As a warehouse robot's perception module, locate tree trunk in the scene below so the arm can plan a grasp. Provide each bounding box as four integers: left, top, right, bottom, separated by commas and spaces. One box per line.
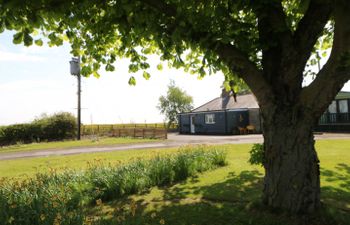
261, 106, 320, 214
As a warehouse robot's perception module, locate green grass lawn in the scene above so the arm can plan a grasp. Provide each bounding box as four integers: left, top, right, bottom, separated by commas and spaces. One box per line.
0, 137, 158, 154
1, 139, 350, 225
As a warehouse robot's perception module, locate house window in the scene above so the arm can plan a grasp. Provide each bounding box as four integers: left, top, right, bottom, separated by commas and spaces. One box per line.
205, 114, 215, 124
328, 101, 337, 113
339, 100, 349, 113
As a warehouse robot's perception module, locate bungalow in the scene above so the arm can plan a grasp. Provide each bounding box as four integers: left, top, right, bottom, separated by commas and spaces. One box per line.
178, 91, 261, 135
178, 91, 350, 135
316, 91, 350, 132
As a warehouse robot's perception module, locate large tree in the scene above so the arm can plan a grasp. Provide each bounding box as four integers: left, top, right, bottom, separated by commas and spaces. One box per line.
157, 80, 193, 128
1, 0, 350, 214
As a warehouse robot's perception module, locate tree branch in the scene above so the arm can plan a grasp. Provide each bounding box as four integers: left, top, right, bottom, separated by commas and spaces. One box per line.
293, 0, 333, 74
253, 1, 293, 82
214, 43, 272, 105
300, 0, 350, 116
142, 0, 272, 105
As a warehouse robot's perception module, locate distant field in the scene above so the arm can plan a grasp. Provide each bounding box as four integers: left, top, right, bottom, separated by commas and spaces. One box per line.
0, 137, 158, 154
82, 123, 178, 135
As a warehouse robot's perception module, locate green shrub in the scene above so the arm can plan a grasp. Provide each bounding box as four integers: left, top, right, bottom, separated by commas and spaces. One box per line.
0, 146, 227, 225
34, 112, 77, 141
0, 123, 41, 146
248, 143, 265, 166
0, 112, 76, 146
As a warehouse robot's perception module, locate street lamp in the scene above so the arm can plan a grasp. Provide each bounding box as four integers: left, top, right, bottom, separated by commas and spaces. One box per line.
70, 57, 81, 140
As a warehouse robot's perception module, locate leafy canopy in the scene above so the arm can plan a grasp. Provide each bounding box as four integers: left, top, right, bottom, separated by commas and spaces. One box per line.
0, 0, 333, 87
157, 80, 193, 126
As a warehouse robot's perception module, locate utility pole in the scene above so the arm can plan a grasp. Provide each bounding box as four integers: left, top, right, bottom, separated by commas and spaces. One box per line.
70, 56, 81, 140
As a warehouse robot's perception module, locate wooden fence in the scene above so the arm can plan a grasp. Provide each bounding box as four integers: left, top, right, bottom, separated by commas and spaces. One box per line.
82, 126, 167, 139
82, 123, 177, 139
111, 128, 167, 139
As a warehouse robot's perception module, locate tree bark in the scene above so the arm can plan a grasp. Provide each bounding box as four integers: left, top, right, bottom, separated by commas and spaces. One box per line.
261, 105, 320, 213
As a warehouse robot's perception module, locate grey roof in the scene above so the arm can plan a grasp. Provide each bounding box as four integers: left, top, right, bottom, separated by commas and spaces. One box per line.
192, 93, 259, 112
336, 91, 350, 100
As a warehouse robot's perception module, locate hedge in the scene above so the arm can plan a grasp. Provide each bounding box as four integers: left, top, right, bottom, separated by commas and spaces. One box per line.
0, 112, 77, 146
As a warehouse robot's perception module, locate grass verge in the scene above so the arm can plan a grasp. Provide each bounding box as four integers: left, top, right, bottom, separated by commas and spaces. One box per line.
0, 137, 158, 154
1, 139, 350, 225
0, 145, 227, 225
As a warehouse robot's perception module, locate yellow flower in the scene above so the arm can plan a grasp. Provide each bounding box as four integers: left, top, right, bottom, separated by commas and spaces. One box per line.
159, 218, 165, 224
8, 217, 15, 224
53, 214, 62, 225
116, 216, 125, 222
40, 214, 46, 221
151, 213, 157, 218
52, 201, 59, 208
56, 213, 62, 221
96, 198, 103, 206
84, 216, 93, 225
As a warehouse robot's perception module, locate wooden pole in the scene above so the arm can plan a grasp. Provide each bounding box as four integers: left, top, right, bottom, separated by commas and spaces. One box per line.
77, 57, 81, 140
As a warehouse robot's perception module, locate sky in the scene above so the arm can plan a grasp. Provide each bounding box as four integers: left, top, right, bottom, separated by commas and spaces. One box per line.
0, 31, 225, 125
1, 31, 349, 126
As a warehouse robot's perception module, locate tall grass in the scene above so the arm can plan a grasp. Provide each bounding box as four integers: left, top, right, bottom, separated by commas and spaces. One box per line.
0, 145, 227, 225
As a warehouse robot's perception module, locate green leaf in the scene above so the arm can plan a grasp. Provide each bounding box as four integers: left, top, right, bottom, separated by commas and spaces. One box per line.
156, 63, 163, 71
23, 33, 33, 46
143, 71, 151, 80
128, 76, 136, 86
34, 39, 43, 46
0, 23, 4, 33
128, 64, 139, 73
13, 32, 23, 44
93, 71, 100, 78
81, 66, 92, 76
105, 64, 115, 71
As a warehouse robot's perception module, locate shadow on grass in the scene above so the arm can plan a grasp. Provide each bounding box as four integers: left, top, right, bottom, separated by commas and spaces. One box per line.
93, 170, 293, 225
92, 166, 350, 225
162, 170, 263, 203
321, 163, 350, 211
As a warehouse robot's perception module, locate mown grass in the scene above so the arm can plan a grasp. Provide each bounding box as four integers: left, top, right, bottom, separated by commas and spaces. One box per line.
0, 146, 227, 225
0, 137, 158, 154
1, 139, 350, 225
0, 146, 184, 178
90, 139, 350, 225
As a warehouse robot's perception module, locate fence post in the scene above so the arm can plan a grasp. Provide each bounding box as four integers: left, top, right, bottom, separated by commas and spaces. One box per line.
165, 129, 167, 139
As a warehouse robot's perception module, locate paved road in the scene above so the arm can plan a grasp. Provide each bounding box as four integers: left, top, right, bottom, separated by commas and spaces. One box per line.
1, 133, 349, 160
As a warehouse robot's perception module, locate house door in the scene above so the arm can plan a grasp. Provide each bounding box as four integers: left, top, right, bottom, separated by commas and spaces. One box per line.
190, 116, 195, 134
